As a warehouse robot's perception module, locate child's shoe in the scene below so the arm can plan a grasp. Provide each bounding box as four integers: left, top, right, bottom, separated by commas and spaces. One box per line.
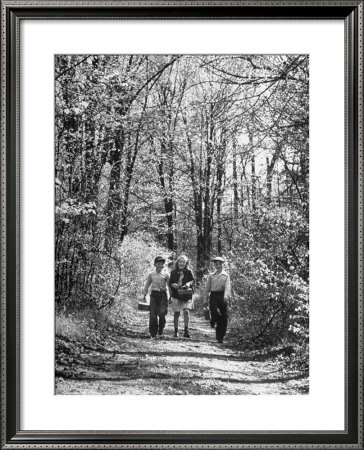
183, 328, 190, 338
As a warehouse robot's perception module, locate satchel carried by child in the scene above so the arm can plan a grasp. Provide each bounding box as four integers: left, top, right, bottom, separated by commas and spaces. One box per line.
177, 287, 193, 301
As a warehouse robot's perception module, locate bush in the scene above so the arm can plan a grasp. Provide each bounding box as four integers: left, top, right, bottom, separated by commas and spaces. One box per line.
115, 232, 171, 300
229, 259, 308, 346
56, 232, 171, 335
227, 205, 309, 348
56, 308, 121, 343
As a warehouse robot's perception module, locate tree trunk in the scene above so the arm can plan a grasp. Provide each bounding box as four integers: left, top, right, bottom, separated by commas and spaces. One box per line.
104, 127, 125, 253
184, 115, 206, 282
216, 135, 225, 255
232, 138, 239, 219
203, 117, 214, 262
266, 143, 280, 205
158, 141, 176, 253
120, 96, 148, 243
217, 192, 222, 254
251, 155, 256, 210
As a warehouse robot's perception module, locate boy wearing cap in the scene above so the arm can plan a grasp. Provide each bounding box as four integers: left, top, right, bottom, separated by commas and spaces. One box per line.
143, 256, 171, 338
204, 256, 231, 343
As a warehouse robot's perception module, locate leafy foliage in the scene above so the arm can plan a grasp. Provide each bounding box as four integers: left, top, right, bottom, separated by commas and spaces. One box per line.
227, 205, 308, 347
55, 55, 309, 355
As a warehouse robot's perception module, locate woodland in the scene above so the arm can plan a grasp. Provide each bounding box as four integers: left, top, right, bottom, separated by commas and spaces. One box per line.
55, 55, 309, 391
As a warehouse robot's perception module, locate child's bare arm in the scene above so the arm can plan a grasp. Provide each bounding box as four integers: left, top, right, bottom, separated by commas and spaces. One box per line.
143, 273, 152, 298
204, 275, 211, 305
166, 274, 172, 298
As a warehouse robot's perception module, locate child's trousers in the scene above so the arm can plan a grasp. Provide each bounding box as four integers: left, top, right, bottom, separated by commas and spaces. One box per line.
149, 291, 168, 337
209, 291, 228, 341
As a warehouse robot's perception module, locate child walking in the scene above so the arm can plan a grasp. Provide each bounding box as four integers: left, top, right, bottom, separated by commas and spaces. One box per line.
169, 255, 195, 338
143, 256, 170, 338
204, 256, 231, 344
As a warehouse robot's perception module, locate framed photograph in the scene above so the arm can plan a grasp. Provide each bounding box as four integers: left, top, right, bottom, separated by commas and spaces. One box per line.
1, 1, 362, 448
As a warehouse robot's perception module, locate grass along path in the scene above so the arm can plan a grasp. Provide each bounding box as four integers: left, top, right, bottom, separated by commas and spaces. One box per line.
56, 310, 308, 395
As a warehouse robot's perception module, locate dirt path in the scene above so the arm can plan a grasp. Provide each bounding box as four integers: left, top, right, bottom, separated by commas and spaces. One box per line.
56, 311, 308, 395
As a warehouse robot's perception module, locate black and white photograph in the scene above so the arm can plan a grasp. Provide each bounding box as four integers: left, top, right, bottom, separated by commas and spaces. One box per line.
55, 54, 309, 395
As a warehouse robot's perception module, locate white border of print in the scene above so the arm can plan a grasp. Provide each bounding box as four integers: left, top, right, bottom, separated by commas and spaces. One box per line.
21, 20, 344, 431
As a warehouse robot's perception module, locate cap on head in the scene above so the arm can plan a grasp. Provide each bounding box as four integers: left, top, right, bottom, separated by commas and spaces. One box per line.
154, 255, 166, 264
212, 256, 224, 263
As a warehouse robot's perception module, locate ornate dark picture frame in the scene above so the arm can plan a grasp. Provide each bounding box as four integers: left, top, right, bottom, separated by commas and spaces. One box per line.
1, 1, 363, 448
